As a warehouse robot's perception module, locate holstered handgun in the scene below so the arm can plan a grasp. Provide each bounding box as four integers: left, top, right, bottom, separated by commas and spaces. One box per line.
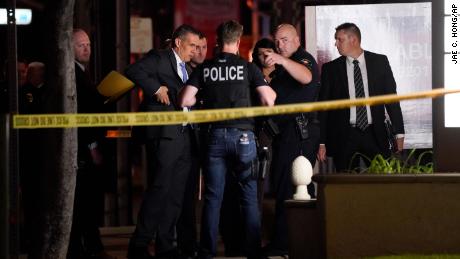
295, 114, 309, 140
262, 118, 280, 138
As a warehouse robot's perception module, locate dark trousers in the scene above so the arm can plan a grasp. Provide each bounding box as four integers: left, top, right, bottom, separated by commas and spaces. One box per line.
176, 153, 200, 255
177, 126, 206, 256
67, 164, 104, 258
269, 122, 319, 251
130, 131, 192, 253
19, 131, 43, 255
334, 125, 389, 172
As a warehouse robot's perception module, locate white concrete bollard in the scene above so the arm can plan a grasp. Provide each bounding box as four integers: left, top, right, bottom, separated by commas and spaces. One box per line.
291, 155, 313, 200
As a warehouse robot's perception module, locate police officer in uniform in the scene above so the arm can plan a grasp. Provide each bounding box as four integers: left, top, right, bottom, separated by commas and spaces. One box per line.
179, 20, 276, 259
262, 24, 321, 257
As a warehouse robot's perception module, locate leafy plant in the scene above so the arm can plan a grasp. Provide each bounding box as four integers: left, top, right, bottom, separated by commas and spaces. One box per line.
349, 149, 433, 174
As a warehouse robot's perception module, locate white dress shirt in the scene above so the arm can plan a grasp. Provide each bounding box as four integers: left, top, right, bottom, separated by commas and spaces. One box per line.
172, 50, 190, 125
172, 50, 187, 82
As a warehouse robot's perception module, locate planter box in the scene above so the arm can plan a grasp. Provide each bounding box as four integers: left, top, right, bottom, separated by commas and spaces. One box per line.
286, 173, 460, 259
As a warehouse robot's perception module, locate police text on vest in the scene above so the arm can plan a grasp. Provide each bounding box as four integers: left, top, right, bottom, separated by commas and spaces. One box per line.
203, 66, 244, 82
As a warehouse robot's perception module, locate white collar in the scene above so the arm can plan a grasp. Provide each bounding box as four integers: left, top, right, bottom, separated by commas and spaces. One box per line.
172, 49, 185, 65
346, 51, 365, 65
75, 60, 85, 71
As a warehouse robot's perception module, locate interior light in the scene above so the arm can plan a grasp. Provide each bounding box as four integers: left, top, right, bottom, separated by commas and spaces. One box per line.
0, 8, 32, 25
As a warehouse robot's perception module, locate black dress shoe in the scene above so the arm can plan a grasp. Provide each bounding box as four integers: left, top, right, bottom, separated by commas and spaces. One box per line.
179, 251, 197, 259
262, 244, 288, 257
89, 251, 117, 259
155, 248, 182, 259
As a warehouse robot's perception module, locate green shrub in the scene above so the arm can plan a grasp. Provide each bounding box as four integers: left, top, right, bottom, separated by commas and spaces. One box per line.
349, 149, 433, 174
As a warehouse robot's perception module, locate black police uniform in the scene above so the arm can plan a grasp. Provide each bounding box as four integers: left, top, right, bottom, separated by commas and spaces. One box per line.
187, 52, 266, 259
194, 53, 263, 129
18, 83, 46, 253
266, 47, 321, 254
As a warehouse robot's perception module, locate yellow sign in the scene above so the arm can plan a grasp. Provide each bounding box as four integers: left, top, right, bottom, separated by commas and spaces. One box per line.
13, 88, 460, 129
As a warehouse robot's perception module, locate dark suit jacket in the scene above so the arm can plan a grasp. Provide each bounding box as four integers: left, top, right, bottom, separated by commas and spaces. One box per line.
75, 63, 105, 164
319, 51, 404, 156
125, 49, 186, 139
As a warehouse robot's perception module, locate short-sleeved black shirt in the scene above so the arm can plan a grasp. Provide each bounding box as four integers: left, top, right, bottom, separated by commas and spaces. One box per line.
187, 52, 267, 129
270, 47, 320, 125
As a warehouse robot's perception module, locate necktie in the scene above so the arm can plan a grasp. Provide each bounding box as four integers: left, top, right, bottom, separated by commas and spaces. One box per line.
180, 62, 188, 83
179, 62, 191, 127
353, 60, 368, 131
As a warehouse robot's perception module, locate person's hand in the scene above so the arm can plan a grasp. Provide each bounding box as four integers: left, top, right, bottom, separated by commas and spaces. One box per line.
395, 137, 404, 153
90, 148, 103, 166
155, 86, 170, 105
264, 51, 286, 67
317, 144, 327, 162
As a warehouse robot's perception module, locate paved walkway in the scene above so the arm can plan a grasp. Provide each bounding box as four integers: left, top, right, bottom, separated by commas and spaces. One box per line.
100, 226, 285, 259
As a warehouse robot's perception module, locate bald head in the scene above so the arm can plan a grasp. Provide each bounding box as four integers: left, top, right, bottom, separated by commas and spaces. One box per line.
276, 24, 298, 35
27, 62, 45, 87
73, 29, 91, 63
274, 24, 300, 57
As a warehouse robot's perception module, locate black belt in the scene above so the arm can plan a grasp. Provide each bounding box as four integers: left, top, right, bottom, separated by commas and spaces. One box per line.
209, 127, 253, 132
181, 124, 193, 133
208, 124, 253, 131
350, 124, 372, 128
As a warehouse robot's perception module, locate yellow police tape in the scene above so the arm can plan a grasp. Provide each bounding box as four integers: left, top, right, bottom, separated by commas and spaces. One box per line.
12, 88, 460, 129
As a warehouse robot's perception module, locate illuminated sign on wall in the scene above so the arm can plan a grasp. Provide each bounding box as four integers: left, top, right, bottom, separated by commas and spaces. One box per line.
444, 0, 460, 127
0, 8, 32, 25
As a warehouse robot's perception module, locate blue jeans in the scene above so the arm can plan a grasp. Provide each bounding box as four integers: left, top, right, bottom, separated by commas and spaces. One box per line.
199, 128, 261, 258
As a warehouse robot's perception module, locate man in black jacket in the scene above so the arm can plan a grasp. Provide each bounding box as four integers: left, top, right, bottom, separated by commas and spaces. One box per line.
176, 31, 208, 259
125, 24, 200, 259
68, 29, 112, 259
317, 22, 405, 171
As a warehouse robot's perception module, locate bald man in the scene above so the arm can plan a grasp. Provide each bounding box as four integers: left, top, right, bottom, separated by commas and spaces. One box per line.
263, 24, 321, 257
18, 61, 46, 255
19, 62, 45, 114
68, 29, 113, 259
26, 62, 45, 89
